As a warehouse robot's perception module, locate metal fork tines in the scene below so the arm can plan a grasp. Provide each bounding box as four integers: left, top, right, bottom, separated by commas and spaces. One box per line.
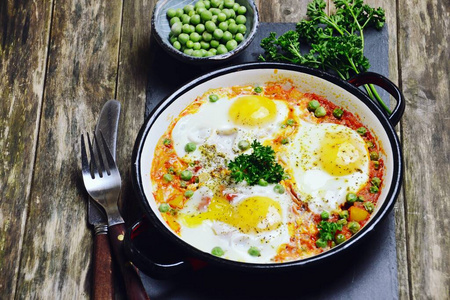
81, 132, 123, 226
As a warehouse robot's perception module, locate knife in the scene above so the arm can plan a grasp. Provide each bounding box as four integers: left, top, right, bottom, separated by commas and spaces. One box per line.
90, 99, 121, 299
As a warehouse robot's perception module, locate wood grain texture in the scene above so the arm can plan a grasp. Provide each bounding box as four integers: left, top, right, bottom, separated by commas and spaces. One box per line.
397, 0, 450, 298
0, 0, 52, 298
13, 1, 123, 298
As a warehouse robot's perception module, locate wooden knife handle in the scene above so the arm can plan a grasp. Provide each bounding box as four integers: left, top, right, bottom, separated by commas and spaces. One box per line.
93, 231, 114, 299
109, 223, 149, 300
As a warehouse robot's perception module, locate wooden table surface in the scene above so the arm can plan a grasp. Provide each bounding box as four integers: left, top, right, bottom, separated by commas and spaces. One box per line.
1, 0, 448, 299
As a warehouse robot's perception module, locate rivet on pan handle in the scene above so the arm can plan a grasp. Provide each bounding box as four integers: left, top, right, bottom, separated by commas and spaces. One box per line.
348, 72, 405, 126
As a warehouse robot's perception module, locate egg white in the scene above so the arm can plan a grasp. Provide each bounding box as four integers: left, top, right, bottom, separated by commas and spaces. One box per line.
171, 95, 289, 163
286, 119, 370, 214
178, 184, 292, 263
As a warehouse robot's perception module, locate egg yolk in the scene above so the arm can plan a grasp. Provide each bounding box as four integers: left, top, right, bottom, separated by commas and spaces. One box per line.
228, 95, 277, 127
319, 130, 368, 176
182, 196, 282, 234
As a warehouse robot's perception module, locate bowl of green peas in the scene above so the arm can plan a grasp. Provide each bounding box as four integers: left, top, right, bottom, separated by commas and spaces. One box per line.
151, 0, 259, 64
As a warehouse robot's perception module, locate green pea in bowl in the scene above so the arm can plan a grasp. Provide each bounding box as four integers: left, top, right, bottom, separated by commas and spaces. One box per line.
151, 0, 259, 65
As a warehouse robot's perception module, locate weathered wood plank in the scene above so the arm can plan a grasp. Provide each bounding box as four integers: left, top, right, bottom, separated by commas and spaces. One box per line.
255, 0, 309, 23
397, 0, 450, 299
13, 1, 123, 298
0, 0, 52, 298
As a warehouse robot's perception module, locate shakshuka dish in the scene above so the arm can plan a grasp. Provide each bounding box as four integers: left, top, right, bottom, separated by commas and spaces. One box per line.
150, 80, 384, 263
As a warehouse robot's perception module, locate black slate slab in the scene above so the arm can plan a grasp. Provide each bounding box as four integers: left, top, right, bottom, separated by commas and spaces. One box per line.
139, 22, 398, 300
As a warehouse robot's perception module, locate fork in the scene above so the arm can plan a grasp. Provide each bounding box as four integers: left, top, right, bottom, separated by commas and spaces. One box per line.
81, 132, 149, 300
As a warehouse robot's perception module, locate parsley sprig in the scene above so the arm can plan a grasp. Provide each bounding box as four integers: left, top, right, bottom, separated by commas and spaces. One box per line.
317, 221, 343, 242
228, 140, 285, 186
259, 0, 390, 113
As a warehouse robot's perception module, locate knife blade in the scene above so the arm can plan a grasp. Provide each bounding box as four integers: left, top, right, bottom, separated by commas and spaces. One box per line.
90, 99, 121, 300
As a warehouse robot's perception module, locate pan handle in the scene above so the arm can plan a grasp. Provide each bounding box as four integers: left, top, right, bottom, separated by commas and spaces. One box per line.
348, 72, 405, 126
124, 217, 195, 279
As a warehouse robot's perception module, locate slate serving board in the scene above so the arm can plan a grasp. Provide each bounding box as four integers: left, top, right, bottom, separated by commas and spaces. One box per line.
138, 23, 398, 300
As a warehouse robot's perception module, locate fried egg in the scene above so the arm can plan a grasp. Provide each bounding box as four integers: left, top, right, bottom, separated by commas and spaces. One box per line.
286, 119, 370, 214
179, 184, 292, 263
171, 94, 289, 162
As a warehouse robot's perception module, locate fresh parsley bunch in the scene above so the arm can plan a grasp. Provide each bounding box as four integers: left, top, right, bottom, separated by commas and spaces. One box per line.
260, 0, 390, 113
317, 220, 343, 242
228, 140, 285, 186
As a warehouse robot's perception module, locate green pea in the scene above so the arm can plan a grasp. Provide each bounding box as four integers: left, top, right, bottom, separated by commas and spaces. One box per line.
307, 100, 320, 111
180, 181, 187, 188
321, 211, 330, 220
211, 0, 221, 8
218, 21, 228, 31
211, 246, 224, 256
339, 210, 349, 220
222, 8, 232, 19
364, 202, 375, 213
316, 238, 327, 248
333, 108, 344, 119
226, 39, 237, 51
209, 94, 219, 102
213, 28, 224, 40
224, 0, 235, 8
356, 127, 367, 136
210, 8, 221, 15
175, 8, 184, 17
167, 8, 177, 18
184, 190, 194, 198
373, 161, 380, 170
181, 14, 190, 24
170, 35, 178, 44
217, 44, 228, 54
228, 23, 238, 34
185, 142, 196, 152
209, 48, 217, 55
235, 33, 244, 42
172, 41, 181, 50
337, 219, 348, 226
274, 184, 285, 194
254, 86, 262, 93
169, 17, 181, 26
346, 192, 358, 204
195, 1, 206, 10
233, 3, 240, 11
171, 22, 182, 36
210, 39, 219, 48
238, 140, 250, 150
192, 49, 203, 57
200, 41, 210, 49
205, 21, 216, 32
183, 48, 193, 55
370, 151, 379, 161
217, 12, 227, 22
248, 246, 261, 257
192, 42, 201, 50
286, 119, 295, 126
237, 5, 247, 15
189, 32, 200, 42
366, 141, 374, 149
335, 234, 346, 244
163, 138, 172, 146
236, 15, 246, 24
202, 31, 213, 42
357, 195, 365, 202
314, 106, 326, 118
281, 138, 289, 144
180, 170, 193, 181
258, 178, 268, 187
190, 14, 201, 25
228, 18, 236, 24
183, 4, 195, 14
203, 0, 211, 9
237, 24, 246, 34
348, 221, 361, 234
182, 23, 191, 33
222, 31, 232, 42
163, 174, 173, 182
196, 23, 205, 33
200, 10, 212, 21
371, 177, 381, 187
369, 186, 379, 193
159, 203, 170, 213
185, 40, 194, 49
197, 7, 206, 15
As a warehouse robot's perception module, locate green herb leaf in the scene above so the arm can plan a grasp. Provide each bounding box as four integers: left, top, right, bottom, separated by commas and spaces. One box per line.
317, 220, 343, 242
228, 140, 285, 186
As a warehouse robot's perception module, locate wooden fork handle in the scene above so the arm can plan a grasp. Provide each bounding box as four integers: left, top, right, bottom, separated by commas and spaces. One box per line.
109, 223, 149, 300
93, 231, 114, 299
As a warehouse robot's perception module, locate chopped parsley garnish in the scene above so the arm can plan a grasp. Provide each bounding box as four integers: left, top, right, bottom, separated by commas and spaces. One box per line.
317, 221, 343, 242
228, 140, 285, 186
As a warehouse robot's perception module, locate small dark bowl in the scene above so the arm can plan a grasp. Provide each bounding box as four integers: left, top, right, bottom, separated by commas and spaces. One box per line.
151, 0, 259, 65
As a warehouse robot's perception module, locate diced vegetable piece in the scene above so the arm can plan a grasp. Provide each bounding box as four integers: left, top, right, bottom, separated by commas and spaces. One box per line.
349, 206, 369, 222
